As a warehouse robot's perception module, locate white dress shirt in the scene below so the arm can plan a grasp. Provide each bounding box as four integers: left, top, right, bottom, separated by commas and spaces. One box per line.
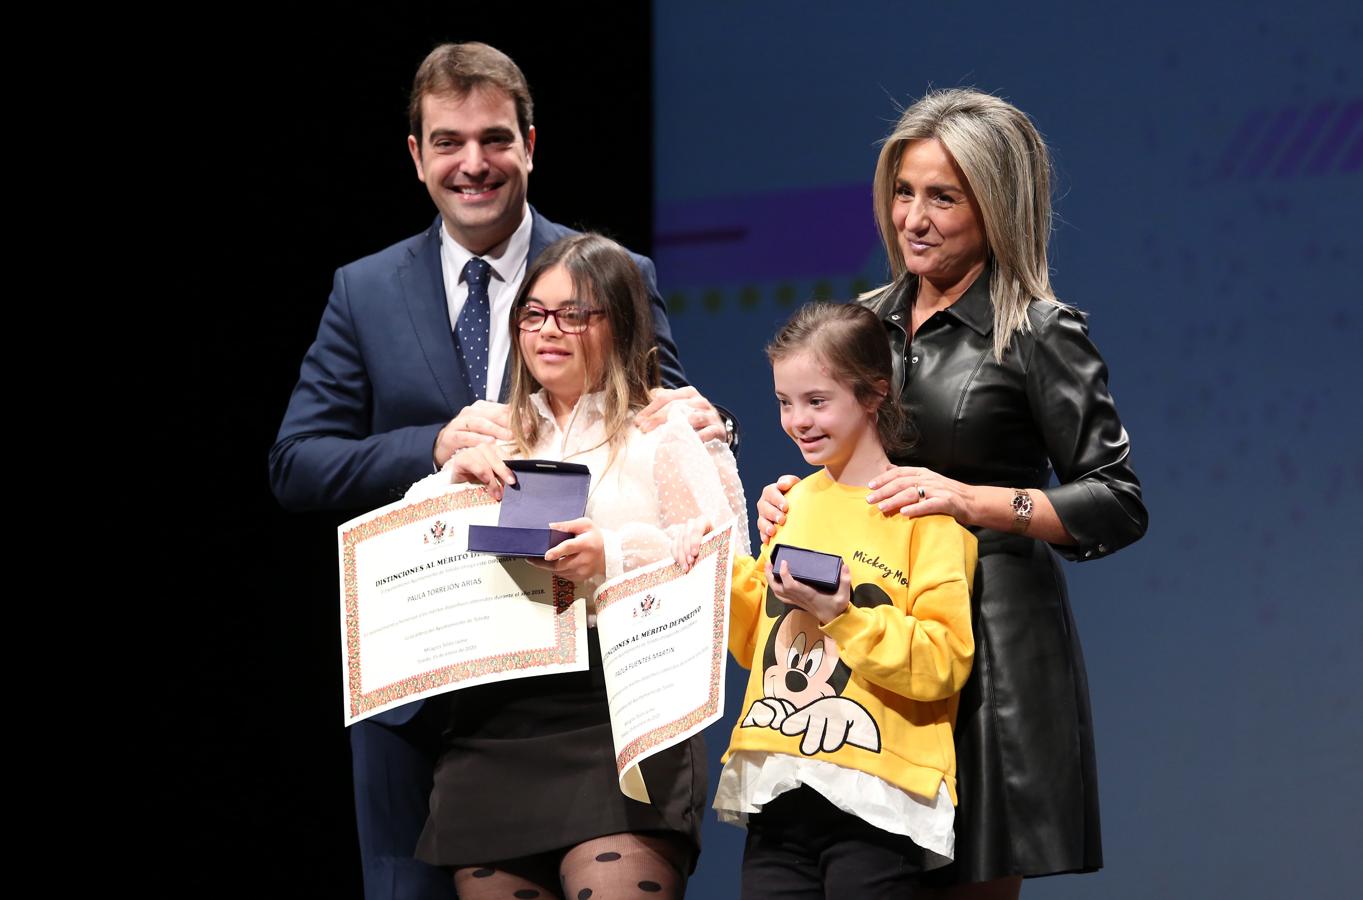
438, 208, 535, 401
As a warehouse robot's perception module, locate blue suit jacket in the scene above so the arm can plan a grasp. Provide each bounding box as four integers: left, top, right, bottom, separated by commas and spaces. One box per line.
269, 210, 687, 725
270, 210, 686, 514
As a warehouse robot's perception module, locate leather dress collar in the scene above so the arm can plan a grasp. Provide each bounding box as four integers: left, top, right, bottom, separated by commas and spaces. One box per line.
871, 263, 996, 337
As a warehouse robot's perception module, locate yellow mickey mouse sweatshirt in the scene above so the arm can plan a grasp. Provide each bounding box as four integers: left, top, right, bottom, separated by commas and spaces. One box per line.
726, 470, 977, 803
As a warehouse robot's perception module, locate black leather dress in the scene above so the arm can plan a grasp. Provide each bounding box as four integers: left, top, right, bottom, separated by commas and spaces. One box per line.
863, 269, 1147, 882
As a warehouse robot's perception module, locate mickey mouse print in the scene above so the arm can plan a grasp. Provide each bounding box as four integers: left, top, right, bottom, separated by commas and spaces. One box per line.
740, 583, 897, 755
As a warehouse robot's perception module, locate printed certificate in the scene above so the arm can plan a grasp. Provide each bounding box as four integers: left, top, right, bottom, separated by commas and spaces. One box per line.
594, 521, 736, 802
338, 487, 585, 725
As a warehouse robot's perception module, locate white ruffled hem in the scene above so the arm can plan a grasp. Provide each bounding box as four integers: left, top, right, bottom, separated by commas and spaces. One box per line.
713, 750, 955, 866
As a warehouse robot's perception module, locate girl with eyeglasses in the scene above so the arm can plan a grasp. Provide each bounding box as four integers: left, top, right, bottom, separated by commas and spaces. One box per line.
403, 232, 747, 900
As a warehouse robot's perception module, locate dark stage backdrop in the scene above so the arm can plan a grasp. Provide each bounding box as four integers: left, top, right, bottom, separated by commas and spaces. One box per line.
215, 3, 1359, 898
207, 10, 656, 898
653, 2, 1362, 899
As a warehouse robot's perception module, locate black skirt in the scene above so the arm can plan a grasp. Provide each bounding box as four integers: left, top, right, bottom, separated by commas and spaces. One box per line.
415, 629, 707, 871
929, 531, 1102, 884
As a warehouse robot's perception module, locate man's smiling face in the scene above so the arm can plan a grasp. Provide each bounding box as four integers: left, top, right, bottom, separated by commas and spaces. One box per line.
407, 86, 535, 254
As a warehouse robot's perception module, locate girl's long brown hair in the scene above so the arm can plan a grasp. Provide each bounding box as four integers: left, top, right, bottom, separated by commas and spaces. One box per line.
506, 233, 660, 459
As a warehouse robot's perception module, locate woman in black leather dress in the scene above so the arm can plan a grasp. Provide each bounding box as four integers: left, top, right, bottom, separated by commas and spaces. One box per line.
757, 89, 1147, 899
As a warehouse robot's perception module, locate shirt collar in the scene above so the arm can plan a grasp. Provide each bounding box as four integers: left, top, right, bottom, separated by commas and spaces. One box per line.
943, 265, 994, 336
889, 262, 995, 337
439, 206, 534, 284
529, 389, 608, 426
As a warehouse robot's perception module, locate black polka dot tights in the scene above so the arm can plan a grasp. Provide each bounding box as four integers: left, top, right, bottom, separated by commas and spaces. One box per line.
453, 832, 687, 900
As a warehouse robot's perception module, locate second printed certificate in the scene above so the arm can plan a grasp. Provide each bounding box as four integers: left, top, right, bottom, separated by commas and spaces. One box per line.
595, 521, 736, 803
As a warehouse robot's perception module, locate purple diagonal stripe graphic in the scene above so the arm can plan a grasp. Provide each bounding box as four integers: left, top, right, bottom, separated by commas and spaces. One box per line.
1341, 116, 1363, 173
654, 184, 877, 290
1305, 99, 1362, 175
1272, 100, 1339, 178
1215, 107, 1270, 179
1241, 106, 1303, 179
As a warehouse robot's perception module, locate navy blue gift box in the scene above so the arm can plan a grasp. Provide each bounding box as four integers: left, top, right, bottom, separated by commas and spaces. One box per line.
466, 459, 591, 558
770, 543, 844, 593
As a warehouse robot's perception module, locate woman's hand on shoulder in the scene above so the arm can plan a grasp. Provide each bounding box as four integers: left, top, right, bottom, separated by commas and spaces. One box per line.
534, 517, 605, 582
866, 465, 976, 525
447, 444, 516, 501
767, 557, 851, 626
755, 475, 801, 544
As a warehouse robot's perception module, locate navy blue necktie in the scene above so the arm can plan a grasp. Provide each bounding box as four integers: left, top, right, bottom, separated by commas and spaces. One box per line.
455, 257, 492, 400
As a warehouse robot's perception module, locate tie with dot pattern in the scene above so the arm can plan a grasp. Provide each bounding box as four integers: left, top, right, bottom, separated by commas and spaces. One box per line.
455, 257, 492, 401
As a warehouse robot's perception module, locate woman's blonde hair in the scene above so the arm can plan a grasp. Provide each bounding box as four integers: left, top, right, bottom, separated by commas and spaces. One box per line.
506, 233, 659, 458
872, 88, 1061, 361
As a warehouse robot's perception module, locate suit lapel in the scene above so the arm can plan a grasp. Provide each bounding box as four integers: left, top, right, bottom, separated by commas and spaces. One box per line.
527, 207, 558, 261
399, 217, 467, 412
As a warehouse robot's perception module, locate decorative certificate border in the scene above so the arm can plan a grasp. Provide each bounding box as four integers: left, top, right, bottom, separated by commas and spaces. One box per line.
598, 527, 731, 774
341, 488, 579, 718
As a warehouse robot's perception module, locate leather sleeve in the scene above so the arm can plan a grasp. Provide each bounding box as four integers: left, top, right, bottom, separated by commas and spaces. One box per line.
1025, 307, 1148, 561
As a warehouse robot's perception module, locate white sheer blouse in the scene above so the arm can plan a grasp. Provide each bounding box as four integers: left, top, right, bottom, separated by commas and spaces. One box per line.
406, 391, 749, 606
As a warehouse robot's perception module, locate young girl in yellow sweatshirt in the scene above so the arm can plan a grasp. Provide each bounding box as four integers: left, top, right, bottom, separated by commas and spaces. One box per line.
675, 302, 977, 898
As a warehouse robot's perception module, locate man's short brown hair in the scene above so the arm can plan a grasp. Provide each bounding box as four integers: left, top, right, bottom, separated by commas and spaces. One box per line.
408, 42, 534, 145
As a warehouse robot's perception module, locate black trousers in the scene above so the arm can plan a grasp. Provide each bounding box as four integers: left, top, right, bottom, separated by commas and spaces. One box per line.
740, 786, 929, 900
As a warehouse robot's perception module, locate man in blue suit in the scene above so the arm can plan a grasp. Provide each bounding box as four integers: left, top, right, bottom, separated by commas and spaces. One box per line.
270, 42, 727, 899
